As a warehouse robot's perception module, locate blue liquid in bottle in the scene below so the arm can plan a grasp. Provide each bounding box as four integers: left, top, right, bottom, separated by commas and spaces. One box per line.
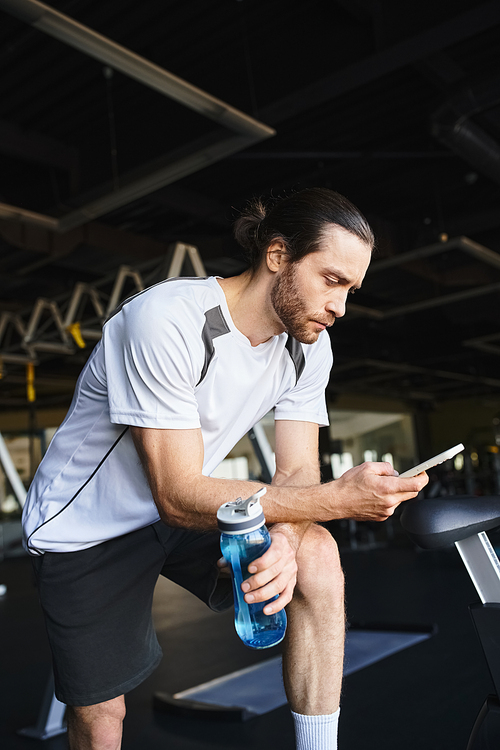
218, 489, 287, 650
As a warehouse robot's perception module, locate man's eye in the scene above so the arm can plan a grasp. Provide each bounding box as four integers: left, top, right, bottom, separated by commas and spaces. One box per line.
325, 277, 338, 286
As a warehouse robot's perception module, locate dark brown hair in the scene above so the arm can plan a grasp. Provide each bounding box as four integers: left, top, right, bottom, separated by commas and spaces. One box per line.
233, 187, 375, 271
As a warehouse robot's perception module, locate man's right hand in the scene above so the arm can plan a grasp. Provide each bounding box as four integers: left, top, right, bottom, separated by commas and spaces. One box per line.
330, 461, 428, 522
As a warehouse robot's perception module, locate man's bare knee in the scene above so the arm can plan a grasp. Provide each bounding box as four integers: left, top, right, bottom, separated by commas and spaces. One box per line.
295, 524, 344, 600
67, 695, 125, 750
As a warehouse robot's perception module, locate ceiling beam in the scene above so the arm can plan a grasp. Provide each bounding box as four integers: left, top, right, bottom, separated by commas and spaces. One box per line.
0, 0, 274, 140
140, 184, 229, 228
260, 1, 500, 125
332, 358, 500, 389
463, 333, 500, 356
368, 237, 500, 273
346, 237, 500, 320
234, 151, 452, 160
0, 215, 167, 270
0, 0, 275, 234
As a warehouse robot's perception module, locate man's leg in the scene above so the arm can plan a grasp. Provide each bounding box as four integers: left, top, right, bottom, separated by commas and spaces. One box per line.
283, 523, 345, 749
32, 526, 168, 750
66, 695, 126, 750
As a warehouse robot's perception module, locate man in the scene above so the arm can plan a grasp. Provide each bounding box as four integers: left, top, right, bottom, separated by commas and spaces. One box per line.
23, 187, 427, 750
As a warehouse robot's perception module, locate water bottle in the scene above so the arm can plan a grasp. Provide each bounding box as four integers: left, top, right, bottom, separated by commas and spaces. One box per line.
217, 487, 287, 649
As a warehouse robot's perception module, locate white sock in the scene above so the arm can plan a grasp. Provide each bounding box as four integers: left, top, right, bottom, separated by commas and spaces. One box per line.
291, 708, 340, 750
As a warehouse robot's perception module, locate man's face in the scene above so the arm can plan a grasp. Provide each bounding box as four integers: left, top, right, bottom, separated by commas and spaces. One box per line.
270, 225, 372, 345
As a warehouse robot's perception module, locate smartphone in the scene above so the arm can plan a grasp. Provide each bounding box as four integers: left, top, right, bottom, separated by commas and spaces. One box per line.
399, 443, 465, 478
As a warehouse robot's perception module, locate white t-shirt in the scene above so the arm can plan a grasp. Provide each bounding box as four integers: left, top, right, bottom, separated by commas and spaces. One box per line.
22, 276, 333, 554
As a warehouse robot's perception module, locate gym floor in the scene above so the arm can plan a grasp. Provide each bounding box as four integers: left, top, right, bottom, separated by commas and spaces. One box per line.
0, 535, 495, 750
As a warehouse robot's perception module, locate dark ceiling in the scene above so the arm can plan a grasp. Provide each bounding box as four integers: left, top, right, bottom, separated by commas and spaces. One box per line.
1, 0, 500, 413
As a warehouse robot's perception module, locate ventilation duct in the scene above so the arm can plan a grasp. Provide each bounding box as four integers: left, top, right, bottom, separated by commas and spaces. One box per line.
431, 76, 500, 185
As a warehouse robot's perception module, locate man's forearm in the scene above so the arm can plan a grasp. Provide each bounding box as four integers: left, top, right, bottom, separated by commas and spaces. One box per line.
131, 426, 428, 531
168, 453, 324, 533
149, 472, 329, 531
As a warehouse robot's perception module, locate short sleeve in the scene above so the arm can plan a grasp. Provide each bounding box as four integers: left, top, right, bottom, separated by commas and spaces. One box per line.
274, 332, 333, 427
104, 293, 204, 429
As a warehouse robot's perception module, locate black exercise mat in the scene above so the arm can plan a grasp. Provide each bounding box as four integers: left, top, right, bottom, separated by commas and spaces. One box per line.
154, 625, 434, 720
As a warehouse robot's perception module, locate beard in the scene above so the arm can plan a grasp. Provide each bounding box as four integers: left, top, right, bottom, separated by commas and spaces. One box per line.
270, 262, 333, 344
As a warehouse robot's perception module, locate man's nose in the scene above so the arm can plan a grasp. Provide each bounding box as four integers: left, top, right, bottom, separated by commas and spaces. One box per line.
326, 292, 347, 319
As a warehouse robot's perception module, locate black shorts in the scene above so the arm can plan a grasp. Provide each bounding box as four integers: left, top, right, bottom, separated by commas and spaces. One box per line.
31, 521, 233, 706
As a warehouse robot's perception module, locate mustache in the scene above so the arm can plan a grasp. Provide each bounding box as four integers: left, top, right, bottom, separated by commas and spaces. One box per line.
314, 316, 335, 327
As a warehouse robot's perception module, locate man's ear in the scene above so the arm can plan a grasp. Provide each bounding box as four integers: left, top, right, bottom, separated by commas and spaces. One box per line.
266, 240, 288, 273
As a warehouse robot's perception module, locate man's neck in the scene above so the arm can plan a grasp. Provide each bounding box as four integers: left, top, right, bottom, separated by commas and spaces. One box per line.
217, 271, 285, 347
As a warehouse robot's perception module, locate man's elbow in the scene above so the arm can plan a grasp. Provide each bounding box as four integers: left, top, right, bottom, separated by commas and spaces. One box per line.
154, 492, 190, 528
158, 508, 186, 528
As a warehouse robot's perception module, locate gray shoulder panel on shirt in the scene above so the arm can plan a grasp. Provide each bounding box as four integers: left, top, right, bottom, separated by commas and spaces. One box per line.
197, 306, 231, 386
285, 335, 305, 385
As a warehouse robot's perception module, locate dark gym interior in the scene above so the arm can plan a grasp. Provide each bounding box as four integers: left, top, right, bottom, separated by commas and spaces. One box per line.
1, 1, 500, 748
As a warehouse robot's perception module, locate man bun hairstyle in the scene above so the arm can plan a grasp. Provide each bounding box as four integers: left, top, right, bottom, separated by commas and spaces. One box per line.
233, 187, 375, 271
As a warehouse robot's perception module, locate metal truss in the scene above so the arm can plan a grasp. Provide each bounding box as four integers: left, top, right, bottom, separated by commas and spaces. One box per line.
0, 242, 206, 366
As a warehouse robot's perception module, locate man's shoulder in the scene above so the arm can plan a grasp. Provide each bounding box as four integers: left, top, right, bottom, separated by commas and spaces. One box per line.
108, 276, 220, 325
131, 276, 218, 310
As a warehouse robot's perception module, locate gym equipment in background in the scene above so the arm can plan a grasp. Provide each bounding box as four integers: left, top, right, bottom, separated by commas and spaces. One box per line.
401, 494, 500, 750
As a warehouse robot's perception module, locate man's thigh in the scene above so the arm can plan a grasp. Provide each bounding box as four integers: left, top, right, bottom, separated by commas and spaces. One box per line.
153, 522, 234, 612
32, 524, 166, 706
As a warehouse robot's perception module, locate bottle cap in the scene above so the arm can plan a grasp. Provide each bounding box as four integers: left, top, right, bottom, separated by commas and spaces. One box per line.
217, 488, 267, 534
